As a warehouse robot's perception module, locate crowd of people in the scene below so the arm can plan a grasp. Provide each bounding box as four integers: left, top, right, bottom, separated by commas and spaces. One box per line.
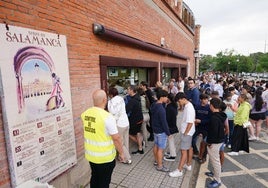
81, 72, 268, 188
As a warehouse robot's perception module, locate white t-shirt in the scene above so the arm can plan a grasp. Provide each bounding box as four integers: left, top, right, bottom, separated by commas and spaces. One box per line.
105, 115, 118, 135
214, 83, 223, 97
180, 102, 196, 136
262, 89, 268, 110
178, 80, 185, 92
108, 95, 129, 128
231, 94, 239, 103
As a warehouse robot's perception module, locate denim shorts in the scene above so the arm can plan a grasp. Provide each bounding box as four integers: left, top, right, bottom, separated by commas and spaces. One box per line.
266, 110, 268, 117
154, 133, 168, 149
219, 142, 225, 151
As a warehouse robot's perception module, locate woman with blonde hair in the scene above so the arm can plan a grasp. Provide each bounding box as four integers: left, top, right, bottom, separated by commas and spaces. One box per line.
228, 94, 251, 156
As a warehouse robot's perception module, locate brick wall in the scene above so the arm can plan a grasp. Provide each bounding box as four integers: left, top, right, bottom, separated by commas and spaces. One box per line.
0, 0, 196, 187
0, 101, 10, 188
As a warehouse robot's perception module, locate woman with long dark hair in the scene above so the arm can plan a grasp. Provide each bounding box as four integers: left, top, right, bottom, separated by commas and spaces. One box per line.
248, 88, 266, 141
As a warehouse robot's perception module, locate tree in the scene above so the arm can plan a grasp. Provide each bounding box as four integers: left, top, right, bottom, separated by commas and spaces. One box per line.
198, 49, 267, 74
199, 54, 215, 73
251, 52, 268, 72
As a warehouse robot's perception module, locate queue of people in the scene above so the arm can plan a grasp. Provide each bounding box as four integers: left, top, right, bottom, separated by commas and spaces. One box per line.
81, 73, 268, 188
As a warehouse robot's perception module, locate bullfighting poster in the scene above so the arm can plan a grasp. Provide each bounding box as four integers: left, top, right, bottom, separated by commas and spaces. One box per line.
0, 24, 77, 187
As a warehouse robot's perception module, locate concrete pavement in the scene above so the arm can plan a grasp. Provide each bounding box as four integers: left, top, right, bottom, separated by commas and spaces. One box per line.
109, 133, 190, 188
196, 124, 268, 188
86, 122, 268, 188
85, 111, 194, 188
106, 111, 197, 188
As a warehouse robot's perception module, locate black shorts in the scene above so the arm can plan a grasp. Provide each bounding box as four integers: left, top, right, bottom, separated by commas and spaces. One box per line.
249, 112, 266, 121
129, 123, 142, 135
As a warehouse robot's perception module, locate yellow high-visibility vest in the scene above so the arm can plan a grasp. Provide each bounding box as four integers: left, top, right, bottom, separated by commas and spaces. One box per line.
81, 107, 116, 164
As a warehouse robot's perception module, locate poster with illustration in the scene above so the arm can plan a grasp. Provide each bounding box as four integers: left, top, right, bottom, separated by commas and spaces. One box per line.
0, 24, 77, 187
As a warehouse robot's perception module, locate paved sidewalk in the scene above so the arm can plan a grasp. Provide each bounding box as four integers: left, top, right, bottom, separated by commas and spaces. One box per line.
196, 124, 268, 188
109, 134, 195, 188
106, 111, 199, 188
86, 122, 268, 188
85, 111, 197, 188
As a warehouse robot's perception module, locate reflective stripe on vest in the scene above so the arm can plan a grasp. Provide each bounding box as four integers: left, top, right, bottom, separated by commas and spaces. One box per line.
85, 148, 116, 157
81, 107, 116, 163
84, 138, 113, 147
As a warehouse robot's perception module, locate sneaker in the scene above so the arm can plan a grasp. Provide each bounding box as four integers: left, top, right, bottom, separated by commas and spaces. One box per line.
227, 144, 231, 149
205, 171, 214, 177
164, 152, 170, 157
248, 136, 256, 141
156, 166, 170, 172
142, 141, 146, 149
256, 137, 260, 141
183, 164, 192, 171
122, 160, 132, 164
131, 149, 144, 154
207, 180, 221, 188
169, 169, 183, 177
227, 151, 239, 156
238, 150, 247, 154
153, 161, 158, 166
164, 156, 176, 162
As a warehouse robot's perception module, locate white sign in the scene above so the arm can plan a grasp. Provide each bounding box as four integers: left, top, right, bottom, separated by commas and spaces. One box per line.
0, 24, 77, 187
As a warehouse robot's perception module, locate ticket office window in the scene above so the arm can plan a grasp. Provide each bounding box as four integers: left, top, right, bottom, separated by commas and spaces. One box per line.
107, 67, 147, 94
162, 68, 172, 86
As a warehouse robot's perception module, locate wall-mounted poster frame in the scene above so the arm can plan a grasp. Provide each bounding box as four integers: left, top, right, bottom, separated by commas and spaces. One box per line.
0, 24, 77, 187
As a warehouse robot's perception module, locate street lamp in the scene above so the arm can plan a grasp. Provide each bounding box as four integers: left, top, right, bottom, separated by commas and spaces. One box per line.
193, 49, 199, 79
236, 58, 239, 78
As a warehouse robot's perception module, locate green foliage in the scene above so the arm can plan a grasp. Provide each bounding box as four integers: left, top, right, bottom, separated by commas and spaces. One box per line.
199, 49, 268, 73
258, 53, 268, 70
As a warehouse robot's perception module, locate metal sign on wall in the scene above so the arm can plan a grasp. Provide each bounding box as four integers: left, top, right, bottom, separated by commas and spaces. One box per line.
0, 24, 77, 187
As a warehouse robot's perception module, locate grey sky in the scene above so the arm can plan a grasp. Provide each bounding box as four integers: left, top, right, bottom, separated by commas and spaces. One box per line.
184, 0, 268, 56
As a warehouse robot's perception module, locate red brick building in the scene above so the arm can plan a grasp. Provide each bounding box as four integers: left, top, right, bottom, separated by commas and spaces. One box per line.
0, 0, 200, 187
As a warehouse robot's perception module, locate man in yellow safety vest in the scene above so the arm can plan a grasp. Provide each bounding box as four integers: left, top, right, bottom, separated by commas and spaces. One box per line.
81, 89, 125, 188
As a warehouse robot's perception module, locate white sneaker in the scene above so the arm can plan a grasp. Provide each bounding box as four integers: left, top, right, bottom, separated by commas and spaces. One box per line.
248, 136, 256, 141
142, 141, 146, 149
169, 169, 183, 177
256, 137, 260, 141
183, 164, 192, 171
227, 151, 239, 156
164, 152, 170, 157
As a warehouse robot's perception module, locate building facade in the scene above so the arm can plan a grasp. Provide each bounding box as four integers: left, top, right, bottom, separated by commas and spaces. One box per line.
0, 0, 200, 187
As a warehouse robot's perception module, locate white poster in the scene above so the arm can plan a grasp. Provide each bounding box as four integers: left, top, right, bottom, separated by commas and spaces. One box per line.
0, 24, 77, 187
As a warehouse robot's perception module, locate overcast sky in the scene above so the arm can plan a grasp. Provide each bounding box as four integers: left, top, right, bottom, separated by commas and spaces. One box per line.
183, 0, 268, 56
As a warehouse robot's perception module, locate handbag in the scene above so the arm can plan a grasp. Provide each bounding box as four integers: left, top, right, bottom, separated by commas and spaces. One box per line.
243, 121, 251, 128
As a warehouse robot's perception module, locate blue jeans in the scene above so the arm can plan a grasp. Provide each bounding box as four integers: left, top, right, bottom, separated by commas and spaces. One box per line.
154, 132, 168, 149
